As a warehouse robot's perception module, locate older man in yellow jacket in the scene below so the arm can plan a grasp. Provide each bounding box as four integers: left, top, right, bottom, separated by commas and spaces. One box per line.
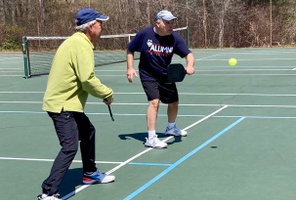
38, 8, 115, 200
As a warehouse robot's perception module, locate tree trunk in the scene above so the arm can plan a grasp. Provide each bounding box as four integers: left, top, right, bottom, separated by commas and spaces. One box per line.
203, 0, 208, 48
0, 0, 5, 23
218, 0, 231, 48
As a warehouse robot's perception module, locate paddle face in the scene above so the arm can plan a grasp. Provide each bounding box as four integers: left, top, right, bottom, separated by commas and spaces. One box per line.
167, 63, 186, 83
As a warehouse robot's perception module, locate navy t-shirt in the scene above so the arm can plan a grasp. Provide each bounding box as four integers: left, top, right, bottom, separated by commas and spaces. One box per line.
127, 26, 191, 81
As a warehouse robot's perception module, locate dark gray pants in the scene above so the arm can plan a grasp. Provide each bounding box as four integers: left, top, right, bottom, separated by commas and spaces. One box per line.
42, 111, 97, 195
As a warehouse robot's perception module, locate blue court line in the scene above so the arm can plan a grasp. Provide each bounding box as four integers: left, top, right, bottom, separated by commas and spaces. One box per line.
123, 117, 246, 200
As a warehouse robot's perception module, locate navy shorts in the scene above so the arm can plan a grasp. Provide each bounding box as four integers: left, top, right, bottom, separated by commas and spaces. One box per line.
141, 81, 179, 104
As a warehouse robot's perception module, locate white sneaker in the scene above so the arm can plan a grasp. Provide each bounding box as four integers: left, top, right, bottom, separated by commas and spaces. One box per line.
37, 194, 61, 200
144, 135, 168, 148
165, 125, 187, 137
83, 171, 115, 184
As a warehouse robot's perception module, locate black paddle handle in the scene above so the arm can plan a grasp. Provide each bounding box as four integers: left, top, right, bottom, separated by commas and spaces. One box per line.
104, 98, 115, 121
107, 104, 115, 121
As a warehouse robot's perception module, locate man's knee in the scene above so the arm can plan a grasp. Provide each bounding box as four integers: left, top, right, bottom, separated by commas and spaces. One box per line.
149, 99, 160, 108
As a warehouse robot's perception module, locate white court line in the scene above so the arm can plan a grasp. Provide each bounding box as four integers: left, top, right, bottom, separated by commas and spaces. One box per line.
0, 67, 22, 70
197, 68, 296, 71
0, 91, 44, 94
1, 101, 296, 109
0, 100, 42, 104
94, 68, 294, 72
0, 71, 22, 73
1, 91, 296, 97
177, 92, 296, 97
182, 105, 228, 131
0, 75, 23, 77
0, 157, 122, 164
199, 58, 296, 61
197, 74, 296, 76
2, 73, 295, 77
61, 105, 228, 200
89, 73, 296, 77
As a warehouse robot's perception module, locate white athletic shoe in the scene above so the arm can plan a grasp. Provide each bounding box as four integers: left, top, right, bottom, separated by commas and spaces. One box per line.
165, 125, 188, 137
144, 135, 168, 148
37, 194, 61, 200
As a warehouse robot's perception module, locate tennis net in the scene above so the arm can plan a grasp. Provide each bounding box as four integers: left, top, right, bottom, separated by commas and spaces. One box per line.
22, 26, 189, 78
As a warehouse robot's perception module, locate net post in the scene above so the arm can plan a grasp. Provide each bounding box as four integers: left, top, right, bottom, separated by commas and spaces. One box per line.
173, 26, 190, 47
22, 36, 30, 78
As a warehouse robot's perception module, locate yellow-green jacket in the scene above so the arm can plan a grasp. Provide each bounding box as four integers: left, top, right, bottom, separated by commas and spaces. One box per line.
43, 32, 113, 113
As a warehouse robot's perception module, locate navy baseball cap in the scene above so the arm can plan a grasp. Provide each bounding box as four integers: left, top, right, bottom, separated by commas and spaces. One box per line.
156, 10, 177, 21
76, 8, 109, 26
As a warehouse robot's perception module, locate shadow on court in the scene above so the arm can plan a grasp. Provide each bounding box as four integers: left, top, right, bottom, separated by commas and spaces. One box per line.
59, 168, 83, 196
118, 132, 183, 146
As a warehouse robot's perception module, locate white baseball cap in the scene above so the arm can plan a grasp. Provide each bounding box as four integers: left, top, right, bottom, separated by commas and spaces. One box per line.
156, 10, 177, 21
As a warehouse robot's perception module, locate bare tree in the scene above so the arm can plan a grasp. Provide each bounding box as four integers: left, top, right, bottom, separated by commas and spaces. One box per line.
202, 0, 208, 48
1, 0, 296, 50
218, 0, 231, 48
0, 0, 5, 23
269, 0, 273, 46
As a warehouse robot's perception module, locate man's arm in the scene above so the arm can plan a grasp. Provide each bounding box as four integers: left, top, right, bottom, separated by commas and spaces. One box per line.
126, 50, 138, 83
76, 46, 114, 100
185, 52, 195, 75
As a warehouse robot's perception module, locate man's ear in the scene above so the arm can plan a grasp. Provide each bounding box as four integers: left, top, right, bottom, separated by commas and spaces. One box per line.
155, 20, 161, 27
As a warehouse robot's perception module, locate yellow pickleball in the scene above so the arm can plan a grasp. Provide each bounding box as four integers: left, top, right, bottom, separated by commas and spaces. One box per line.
228, 58, 237, 66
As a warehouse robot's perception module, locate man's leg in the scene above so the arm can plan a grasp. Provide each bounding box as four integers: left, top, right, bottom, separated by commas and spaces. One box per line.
75, 112, 97, 173
165, 101, 187, 136
167, 101, 178, 123
141, 81, 167, 148
145, 100, 167, 148
147, 99, 160, 132
76, 112, 116, 184
41, 111, 79, 195
159, 83, 187, 137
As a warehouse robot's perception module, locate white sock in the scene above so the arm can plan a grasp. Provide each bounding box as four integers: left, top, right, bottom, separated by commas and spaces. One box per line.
167, 122, 176, 129
148, 130, 156, 139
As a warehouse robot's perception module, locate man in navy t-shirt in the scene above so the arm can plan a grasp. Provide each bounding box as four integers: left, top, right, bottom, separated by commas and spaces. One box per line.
126, 10, 195, 148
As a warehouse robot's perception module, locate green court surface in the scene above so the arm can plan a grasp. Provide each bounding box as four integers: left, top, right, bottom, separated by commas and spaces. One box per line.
0, 47, 296, 200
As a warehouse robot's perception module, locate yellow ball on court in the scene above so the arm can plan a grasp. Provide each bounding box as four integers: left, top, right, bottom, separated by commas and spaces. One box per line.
228, 58, 237, 66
